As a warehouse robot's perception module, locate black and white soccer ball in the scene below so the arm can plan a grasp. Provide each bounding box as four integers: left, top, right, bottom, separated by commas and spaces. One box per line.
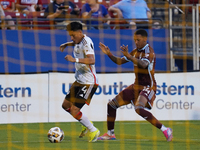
48, 127, 64, 143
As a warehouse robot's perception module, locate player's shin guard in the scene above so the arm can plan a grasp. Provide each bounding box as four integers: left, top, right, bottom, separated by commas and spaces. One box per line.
135, 106, 162, 129
78, 112, 97, 132
107, 98, 119, 130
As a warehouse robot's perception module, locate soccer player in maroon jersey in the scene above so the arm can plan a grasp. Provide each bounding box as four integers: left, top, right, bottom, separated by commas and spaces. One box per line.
97, 29, 173, 141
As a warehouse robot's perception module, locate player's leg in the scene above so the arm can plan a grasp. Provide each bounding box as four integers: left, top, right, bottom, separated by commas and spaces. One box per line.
98, 95, 126, 140
135, 95, 163, 128
62, 82, 99, 142
108, 95, 130, 134
62, 99, 89, 125
63, 98, 99, 142
98, 85, 133, 140
135, 88, 173, 141
70, 104, 97, 134
73, 101, 99, 142
62, 98, 72, 113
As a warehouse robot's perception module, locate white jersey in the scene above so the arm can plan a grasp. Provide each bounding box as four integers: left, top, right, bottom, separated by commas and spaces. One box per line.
73, 34, 98, 85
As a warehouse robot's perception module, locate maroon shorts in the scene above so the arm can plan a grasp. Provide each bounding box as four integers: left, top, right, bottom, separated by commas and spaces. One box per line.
118, 83, 156, 109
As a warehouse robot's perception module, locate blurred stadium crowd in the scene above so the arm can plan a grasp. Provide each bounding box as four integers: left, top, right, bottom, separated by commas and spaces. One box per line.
0, 0, 199, 71
1, 0, 197, 30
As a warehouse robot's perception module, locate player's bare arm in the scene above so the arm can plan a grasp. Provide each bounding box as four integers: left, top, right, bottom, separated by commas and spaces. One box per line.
120, 45, 149, 69
65, 54, 95, 65
99, 42, 127, 65
60, 41, 75, 52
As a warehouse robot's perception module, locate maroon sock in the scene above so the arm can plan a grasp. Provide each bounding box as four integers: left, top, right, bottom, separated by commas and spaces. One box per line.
107, 103, 117, 130
135, 108, 162, 129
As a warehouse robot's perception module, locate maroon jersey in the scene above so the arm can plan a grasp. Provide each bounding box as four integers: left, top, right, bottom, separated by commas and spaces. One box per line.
130, 44, 156, 89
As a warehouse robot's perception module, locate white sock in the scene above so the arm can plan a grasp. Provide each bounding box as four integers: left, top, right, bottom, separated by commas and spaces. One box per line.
107, 129, 114, 136
79, 113, 97, 132
160, 125, 168, 132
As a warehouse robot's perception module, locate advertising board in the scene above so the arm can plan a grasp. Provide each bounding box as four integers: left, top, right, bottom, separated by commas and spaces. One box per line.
1, 72, 199, 124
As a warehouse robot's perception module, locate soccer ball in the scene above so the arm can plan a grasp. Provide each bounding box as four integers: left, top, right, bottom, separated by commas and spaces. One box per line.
48, 127, 64, 143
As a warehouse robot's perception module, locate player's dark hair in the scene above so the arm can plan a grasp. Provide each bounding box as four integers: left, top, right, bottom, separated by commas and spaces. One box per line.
134, 29, 148, 37
66, 21, 82, 31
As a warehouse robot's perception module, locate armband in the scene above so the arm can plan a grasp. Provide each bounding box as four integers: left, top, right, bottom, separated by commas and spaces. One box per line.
123, 56, 131, 62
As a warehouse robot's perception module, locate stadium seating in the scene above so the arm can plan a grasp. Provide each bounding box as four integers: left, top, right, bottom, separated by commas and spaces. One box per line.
28, 12, 54, 30
5, 12, 31, 29
5, 11, 55, 29
3, 0, 167, 29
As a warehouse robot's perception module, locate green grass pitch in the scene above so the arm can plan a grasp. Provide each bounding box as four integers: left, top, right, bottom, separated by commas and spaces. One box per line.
0, 120, 200, 150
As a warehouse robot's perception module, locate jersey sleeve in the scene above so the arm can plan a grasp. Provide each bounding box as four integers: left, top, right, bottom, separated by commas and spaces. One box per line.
81, 4, 90, 14
101, 4, 108, 16
112, 1, 123, 9
141, 53, 151, 64
144, 1, 150, 12
141, 48, 155, 70
83, 42, 95, 55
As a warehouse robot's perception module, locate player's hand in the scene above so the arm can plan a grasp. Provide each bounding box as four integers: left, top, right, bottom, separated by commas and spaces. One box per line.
60, 43, 67, 52
99, 42, 111, 55
120, 45, 131, 59
64, 55, 75, 62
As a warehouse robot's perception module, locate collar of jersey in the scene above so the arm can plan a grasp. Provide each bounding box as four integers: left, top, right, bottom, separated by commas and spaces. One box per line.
138, 43, 148, 51
78, 34, 86, 44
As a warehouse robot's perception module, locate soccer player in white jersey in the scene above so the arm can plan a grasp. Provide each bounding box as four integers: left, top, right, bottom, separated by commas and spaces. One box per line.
60, 21, 100, 142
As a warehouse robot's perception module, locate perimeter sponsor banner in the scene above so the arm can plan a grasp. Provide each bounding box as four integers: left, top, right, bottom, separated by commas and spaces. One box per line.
49, 72, 138, 122
49, 72, 200, 122
1, 72, 200, 124
153, 72, 200, 120
0, 74, 48, 124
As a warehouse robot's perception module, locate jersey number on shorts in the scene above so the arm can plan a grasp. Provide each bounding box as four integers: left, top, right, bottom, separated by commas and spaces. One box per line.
79, 86, 87, 98
143, 87, 151, 96
143, 87, 154, 101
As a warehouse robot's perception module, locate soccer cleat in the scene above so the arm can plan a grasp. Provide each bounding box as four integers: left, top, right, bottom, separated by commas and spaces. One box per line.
163, 128, 173, 141
79, 125, 88, 138
89, 129, 100, 142
97, 133, 116, 140
79, 121, 93, 138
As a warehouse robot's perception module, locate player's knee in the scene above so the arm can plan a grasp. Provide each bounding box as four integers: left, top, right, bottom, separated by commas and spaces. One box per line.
62, 102, 67, 110
62, 102, 71, 114
62, 103, 66, 110
108, 98, 120, 110
135, 105, 144, 115
62, 99, 70, 109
